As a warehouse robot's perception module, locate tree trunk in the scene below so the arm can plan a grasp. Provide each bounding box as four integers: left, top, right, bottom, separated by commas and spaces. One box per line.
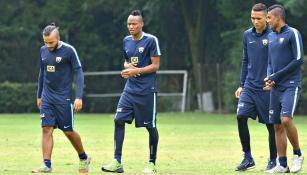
179, 0, 209, 111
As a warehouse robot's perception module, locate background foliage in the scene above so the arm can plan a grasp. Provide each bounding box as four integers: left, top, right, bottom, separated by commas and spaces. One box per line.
0, 0, 307, 113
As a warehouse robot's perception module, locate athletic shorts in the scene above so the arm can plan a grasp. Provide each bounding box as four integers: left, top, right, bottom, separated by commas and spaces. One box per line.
40, 102, 74, 131
237, 88, 270, 124
115, 91, 157, 128
269, 86, 300, 124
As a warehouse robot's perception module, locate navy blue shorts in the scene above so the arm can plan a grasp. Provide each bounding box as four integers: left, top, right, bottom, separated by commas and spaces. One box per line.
269, 87, 300, 124
40, 102, 74, 131
237, 88, 270, 124
115, 91, 157, 128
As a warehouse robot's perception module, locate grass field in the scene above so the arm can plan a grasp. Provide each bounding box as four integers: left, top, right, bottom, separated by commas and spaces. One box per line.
1, 113, 307, 175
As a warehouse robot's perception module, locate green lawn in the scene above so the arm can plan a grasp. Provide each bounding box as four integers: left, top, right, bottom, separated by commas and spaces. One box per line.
0, 113, 307, 175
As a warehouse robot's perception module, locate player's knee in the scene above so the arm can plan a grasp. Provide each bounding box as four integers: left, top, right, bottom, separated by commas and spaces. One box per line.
63, 131, 75, 137
146, 127, 159, 138
237, 116, 248, 123
274, 124, 284, 133
42, 127, 53, 135
114, 119, 125, 127
281, 117, 292, 124
281, 117, 293, 128
266, 124, 275, 132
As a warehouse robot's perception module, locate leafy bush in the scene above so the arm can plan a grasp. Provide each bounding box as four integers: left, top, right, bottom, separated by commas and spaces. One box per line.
0, 82, 37, 113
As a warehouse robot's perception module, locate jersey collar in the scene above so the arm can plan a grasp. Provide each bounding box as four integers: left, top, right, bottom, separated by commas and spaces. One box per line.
57, 41, 63, 49
252, 25, 269, 36
132, 32, 144, 41
279, 24, 288, 33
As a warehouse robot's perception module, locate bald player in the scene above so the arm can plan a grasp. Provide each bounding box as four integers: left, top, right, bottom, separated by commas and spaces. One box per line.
32, 23, 90, 174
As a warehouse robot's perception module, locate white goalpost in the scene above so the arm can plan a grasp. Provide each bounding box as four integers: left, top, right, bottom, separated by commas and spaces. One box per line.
84, 70, 188, 112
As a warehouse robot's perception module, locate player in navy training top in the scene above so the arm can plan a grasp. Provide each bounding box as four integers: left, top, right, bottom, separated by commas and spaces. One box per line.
235, 3, 277, 172
264, 4, 304, 173
32, 23, 90, 174
101, 10, 160, 174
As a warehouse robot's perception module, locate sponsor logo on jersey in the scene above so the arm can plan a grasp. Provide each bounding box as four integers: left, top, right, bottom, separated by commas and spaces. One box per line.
56, 57, 62, 63
279, 38, 284, 44
116, 108, 122, 112
138, 47, 144, 53
47, 65, 55, 72
131, 57, 139, 64
262, 39, 268, 45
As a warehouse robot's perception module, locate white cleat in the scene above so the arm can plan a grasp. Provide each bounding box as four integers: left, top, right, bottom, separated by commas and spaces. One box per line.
290, 155, 304, 173
264, 164, 289, 173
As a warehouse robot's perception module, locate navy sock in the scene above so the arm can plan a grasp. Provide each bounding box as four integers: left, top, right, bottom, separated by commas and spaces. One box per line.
266, 124, 277, 160
279, 157, 287, 167
244, 151, 252, 159
293, 149, 302, 157
237, 117, 251, 157
114, 120, 125, 164
44, 159, 51, 168
79, 152, 87, 160
146, 127, 159, 164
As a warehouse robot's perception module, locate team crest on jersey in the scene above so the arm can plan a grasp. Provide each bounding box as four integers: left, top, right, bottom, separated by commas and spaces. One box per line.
56, 57, 62, 63
262, 39, 268, 45
47, 65, 55, 72
138, 47, 144, 53
279, 38, 284, 44
131, 57, 139, 64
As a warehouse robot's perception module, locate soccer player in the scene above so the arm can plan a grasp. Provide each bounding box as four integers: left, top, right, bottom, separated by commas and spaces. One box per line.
264, 4, 304, 173
101, 10, 160, 174
32, 23, 90, 173
235, 3, 277, 172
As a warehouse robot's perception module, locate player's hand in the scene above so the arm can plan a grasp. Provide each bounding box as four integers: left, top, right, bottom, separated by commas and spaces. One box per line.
121, 68, 140, 79
235, 87, 243, 98
37, 98, 41, 110
263, 77, 275, 91
74, 99, 83, 112
124, 62, 137, 69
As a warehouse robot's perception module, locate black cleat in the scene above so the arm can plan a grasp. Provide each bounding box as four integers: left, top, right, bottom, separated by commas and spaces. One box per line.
235, 157, 255, 171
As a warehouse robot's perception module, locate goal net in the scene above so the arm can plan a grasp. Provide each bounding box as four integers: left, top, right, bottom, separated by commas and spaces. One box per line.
83, 70, 188, 113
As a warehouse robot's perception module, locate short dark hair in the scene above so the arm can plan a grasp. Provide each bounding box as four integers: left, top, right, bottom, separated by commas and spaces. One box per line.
252, 3, 267, 13
42, 23, 59, 36
130, 10, 142, 17
268, 4, 286, 21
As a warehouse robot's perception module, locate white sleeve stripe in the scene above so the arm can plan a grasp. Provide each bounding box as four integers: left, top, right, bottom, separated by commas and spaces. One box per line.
291, 28, 301, 60
62, 42, 82, 66
144, 33, 161, 56
153, 36, 161, 55
291, 87, 299, 116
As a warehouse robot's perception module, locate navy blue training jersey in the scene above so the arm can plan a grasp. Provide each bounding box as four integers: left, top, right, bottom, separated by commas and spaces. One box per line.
123, 32, 161, 94
268, 24, 304, 88
38, 41, 83, 104
240, 26, 271, 90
